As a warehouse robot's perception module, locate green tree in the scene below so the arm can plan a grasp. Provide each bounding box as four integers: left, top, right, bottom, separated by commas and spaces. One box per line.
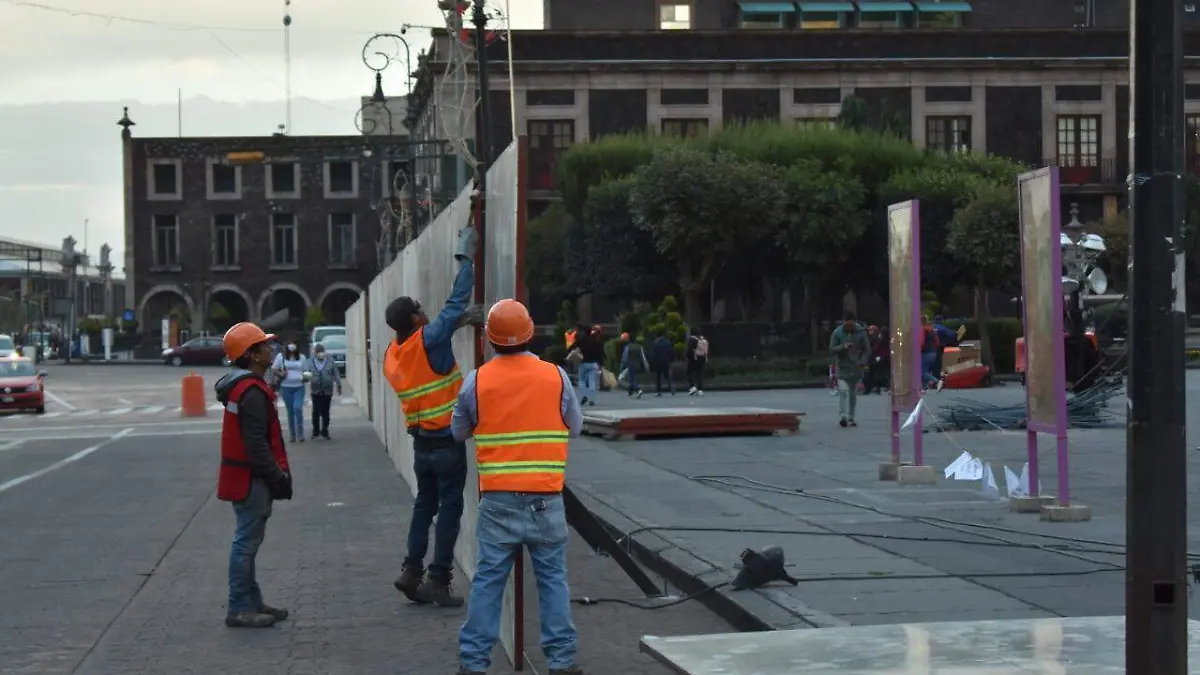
1092, 211, 1129, 290
777, 160, 871, 351
525, 203, 570, 302
304, 306, 326, 331
836, 94, 911, 138
574, 177, 672, 299
630, 147, 785, 324
207, 301, 233, 332
946, 182, 1021, 371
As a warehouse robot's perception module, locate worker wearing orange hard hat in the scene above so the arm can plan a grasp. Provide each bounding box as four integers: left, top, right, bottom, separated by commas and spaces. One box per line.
384, 222, 484, 608
454, 299, 584, 675
214, 322, 293, 629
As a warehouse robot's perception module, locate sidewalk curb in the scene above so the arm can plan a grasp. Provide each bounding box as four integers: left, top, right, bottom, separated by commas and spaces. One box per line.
568, 484, 847, 632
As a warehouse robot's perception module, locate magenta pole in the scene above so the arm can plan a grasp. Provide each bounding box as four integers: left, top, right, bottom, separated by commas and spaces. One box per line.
891, 411, 901, 464
912, 413, 924, 466
1026, 429, 1040, 497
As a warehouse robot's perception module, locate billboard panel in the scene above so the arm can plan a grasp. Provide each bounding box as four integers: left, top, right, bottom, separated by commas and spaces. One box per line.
1017, 168, 1067, 434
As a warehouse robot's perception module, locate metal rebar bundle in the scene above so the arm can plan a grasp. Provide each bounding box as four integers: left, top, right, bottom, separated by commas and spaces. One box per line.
929, 373, 1126, 432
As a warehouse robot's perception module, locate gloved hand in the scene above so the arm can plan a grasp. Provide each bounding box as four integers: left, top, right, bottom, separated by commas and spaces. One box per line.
457, 303, 485, 328
268, 470, 293, 501
455, 225, 478, 261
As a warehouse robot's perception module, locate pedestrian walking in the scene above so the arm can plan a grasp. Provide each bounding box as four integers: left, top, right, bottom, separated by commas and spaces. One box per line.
685, 331, 709, 396
214, 322, 293, 628
383, 223, 483, 607
273, 343, 307, 443
306, 342, 341, 440
649, 330, 676, 396
453, 299, 584, 675
620, 333, 648, 398
919, 314, 942, 391
932, 315, 958, 384
829, 311, 870, 427
864, 325, 890, 395
572, 325, 603, 406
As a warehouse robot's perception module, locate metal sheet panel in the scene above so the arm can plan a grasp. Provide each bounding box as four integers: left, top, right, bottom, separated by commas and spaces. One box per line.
1018, 167, 1067, 435
887, 200, 922, 412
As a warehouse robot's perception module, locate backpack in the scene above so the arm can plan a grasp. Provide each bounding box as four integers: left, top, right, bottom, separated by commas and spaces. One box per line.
694, 337, 710, 359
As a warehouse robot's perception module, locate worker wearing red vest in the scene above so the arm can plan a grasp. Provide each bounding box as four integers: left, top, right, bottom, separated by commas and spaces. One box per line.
384, 223, 483, 607
214, 322, 293, 629
454, 299, 585, 675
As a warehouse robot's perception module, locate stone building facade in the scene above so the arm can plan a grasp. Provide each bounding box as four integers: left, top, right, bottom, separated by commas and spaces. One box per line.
119, 109, 414, 332
404, 29, 1200, 223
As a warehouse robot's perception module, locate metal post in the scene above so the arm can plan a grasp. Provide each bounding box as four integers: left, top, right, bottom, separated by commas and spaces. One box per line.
1126, 0, 1188, 668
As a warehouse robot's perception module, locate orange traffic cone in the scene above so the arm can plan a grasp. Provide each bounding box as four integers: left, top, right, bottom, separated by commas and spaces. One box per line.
181, 372, 207, 417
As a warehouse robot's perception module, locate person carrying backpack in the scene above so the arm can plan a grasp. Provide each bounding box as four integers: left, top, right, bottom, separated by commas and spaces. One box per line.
686, 332, 709, 396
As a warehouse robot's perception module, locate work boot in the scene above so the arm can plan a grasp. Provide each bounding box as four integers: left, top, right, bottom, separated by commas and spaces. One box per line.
257, 603, 289, 621
224, 611, 277, 628
416, 577, 465, 607
549, 666, 584, 675
394, 566, 428, 603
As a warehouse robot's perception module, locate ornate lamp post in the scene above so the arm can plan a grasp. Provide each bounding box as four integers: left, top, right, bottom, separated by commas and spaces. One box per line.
1058, 203, 1108, 385
59, 236, 82, 363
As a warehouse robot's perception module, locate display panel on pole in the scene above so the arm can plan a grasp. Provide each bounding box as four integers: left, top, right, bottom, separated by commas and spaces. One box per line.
1017, 167, 1070, 502
887, 200, 924, 468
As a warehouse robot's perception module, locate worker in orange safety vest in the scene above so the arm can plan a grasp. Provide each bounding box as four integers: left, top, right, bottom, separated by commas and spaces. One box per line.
383, 223, 483, 608
214, 322, 293, 629
453, 299, 585, 675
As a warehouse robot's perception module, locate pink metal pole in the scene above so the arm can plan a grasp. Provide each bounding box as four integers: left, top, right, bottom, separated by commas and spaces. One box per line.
1026, 429, 1040, 497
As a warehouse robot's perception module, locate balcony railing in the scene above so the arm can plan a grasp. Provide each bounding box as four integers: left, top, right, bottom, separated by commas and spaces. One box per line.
1044, 157, 1117, 185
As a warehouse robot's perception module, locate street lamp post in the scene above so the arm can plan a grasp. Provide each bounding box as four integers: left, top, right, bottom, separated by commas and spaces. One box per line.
59, 236, 82, 364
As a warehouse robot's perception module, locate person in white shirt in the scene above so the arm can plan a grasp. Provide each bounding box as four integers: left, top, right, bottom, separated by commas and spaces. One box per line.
272, 343, 307, 442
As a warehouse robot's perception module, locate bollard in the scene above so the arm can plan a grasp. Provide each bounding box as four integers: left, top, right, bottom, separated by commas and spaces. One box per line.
181, 372, 207, 417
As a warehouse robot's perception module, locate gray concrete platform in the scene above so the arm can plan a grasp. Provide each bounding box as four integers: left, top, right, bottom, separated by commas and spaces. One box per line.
581, 406, 802, 440
640, 616, 1200, 674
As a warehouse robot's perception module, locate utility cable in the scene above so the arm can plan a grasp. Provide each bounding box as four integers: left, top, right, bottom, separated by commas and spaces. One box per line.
1, 0, 375, 33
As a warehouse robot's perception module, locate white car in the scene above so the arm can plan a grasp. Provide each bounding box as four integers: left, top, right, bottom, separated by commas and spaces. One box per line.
310, 325, 345, 347
316, 334, 347, 374
0, 334, 15, 359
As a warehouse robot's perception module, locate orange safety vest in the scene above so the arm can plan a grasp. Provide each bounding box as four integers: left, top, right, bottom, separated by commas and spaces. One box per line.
383, 328, 463, 431
473, 356, 570, 493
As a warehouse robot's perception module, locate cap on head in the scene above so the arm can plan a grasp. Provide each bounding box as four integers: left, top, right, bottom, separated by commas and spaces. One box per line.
485, 299, 534, 347
385, 296, 421, 332
223, 322, 274, 361
620, 332, 630, 341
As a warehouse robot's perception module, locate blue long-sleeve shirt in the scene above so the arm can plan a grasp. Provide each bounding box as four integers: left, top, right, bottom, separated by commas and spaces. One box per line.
417, 257, 473, 438
450, 352, 584, 443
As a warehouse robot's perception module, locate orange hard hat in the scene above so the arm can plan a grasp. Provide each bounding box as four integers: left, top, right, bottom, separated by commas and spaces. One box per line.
485, 299, 535, 347
620, 332, 630, 341
223, 322, 274, 361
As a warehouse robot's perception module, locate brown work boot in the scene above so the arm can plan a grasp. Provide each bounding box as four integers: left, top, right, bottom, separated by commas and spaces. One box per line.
394, 566, 428, 603
415, 577, 465, 607
257, 603, 289, 621
224, 611, 277, 628
549, 667, 584, 675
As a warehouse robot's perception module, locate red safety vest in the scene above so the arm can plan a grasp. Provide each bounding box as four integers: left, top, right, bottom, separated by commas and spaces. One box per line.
218, 376, 290, 502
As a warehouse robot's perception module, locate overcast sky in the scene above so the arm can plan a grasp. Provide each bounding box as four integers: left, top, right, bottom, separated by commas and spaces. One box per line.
0, 0, 542, 271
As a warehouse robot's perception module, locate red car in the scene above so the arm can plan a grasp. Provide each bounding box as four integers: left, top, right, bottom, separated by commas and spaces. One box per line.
0, 357, 46, 414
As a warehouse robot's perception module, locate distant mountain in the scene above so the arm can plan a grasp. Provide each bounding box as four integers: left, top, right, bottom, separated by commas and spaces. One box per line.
0, 97, 361, 264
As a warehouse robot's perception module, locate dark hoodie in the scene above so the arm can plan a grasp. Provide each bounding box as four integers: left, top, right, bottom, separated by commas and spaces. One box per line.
215, 369, 285, 482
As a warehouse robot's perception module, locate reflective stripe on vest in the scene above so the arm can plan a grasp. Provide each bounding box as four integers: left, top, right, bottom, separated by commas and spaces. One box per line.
474, 356, 569, 493
382, 327, 463, 431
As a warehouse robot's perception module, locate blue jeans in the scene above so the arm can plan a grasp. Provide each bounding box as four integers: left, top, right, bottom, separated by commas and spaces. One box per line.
279, 386, 304, 439
577, 362, 599, 402
921, 351, 939, 386
404, 436, 468, 581
626, 368, 641, 394
459, 492, 577, 672
228, 478, 272, 614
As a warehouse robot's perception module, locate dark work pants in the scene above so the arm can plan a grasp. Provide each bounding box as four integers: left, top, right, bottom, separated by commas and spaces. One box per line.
311, 393, 333, 437
655, 368, 675, 394
687, 359, 705, 390
404, 434, 468, 581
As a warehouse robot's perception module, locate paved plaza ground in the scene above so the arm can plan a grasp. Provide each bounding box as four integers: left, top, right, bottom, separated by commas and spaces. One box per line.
0, 364, 730, 675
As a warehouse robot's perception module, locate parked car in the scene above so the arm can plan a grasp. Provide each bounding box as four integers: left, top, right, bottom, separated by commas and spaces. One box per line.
0, 356, 47, 414
0, 334, 15, 359
310, 325, 345, 347
162, 336, 226, 366
317, 334, 347, 374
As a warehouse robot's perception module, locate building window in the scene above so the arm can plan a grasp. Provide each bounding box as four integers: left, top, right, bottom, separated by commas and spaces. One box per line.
148, 160, 181, 199
661, 88, 709, 106
208, 161, 238, 197
739, 12, 785, 28
1187, 115, 1200, 172
271, 213, 297, 268
528, 120, 575, 191
268, 162, 299, 198
793, 88, 842, 105
152, 214, 179, 269
213, 214, 239, 269
796, 117, 837, 130
1056, 115, 1101, 183
324, 160, 357, 198
659, 3, 691, 29
925, 86, 972, 103
526, 89, 575, 107
857, 10, 902, 28
329, 213, 356, 267
925, 116, 972, 153
915, 8, 963, 27
662, 118, 709, 138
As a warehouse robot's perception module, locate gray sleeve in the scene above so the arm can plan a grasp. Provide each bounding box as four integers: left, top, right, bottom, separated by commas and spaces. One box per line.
239, 387, 284, 480
558, 366, 584, 438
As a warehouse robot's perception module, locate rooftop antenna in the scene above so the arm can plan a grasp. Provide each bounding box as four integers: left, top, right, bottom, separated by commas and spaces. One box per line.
283, 0, 293, 134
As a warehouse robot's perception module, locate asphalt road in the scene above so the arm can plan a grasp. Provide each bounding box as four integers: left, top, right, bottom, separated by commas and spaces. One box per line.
0, 364, 730, 675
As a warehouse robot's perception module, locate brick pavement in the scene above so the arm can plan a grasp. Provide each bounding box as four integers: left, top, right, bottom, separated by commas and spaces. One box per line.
1, 418, 728, 675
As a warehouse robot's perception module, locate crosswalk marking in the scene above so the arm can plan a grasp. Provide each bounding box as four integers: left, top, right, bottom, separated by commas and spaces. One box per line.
0, 397, 361, 422
207, 403, 223, 411
74, 409, 99, 417
143, 406, 165, 414
111, 408, 132, 415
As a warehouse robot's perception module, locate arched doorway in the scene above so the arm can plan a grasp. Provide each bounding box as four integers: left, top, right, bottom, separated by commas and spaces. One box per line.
139, 286, 195, 344
319, 285, 363, 325
208, 287, 252, 332
259, 287, 308, 332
